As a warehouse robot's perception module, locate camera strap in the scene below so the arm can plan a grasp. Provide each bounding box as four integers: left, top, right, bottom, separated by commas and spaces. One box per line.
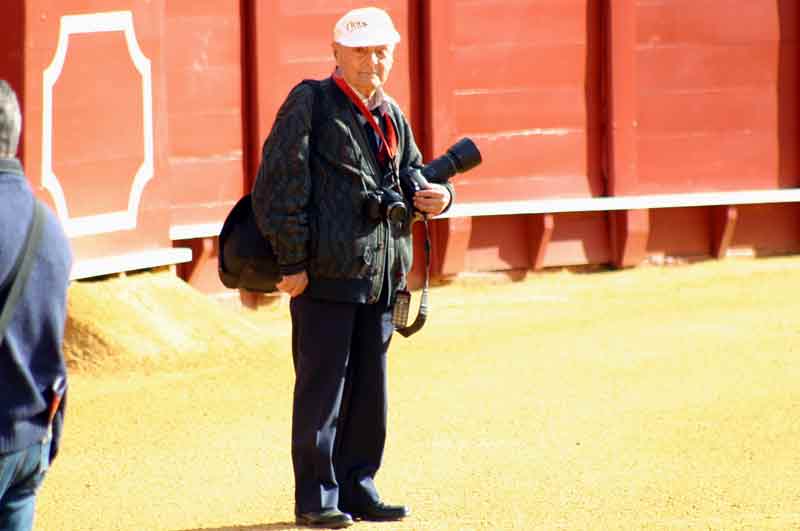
395, 217, 431, 338
332, 72, 397, 163
0, 200, 45, 346
331, 72, 430, 336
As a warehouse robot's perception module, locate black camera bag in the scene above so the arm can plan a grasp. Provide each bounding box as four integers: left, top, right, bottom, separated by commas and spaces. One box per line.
218, 80, 321, 292
218, 193, 281, 292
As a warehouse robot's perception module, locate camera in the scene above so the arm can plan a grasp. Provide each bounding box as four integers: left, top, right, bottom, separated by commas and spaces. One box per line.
399, 137, 482, 213
363, 185, 408, 225
363, 137, 483, 223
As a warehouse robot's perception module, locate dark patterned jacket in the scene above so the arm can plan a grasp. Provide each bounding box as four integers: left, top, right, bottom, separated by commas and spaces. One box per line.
252, 77, 452, 304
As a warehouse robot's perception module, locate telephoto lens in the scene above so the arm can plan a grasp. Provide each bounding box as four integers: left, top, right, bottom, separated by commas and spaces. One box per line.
398, 137, 483, 207
421, 137, 482, 183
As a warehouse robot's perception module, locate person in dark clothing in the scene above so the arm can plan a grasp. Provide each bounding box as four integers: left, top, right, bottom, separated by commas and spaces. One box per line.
252, 7, 453, 529
0, 79, 72, 531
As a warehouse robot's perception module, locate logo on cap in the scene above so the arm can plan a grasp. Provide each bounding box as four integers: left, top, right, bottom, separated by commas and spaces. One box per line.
346, 21, 368, 32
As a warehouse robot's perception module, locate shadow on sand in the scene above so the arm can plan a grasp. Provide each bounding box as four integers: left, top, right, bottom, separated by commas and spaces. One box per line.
174, 523, 299, 531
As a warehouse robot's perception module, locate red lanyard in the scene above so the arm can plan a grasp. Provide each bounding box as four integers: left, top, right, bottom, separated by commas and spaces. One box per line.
333, 72, 397, 163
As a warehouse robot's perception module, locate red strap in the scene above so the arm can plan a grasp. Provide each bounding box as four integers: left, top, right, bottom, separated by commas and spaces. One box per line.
332, 72, 397, 162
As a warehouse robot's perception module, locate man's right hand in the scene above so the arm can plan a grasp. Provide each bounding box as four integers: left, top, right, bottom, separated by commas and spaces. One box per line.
277, 271, 308, 298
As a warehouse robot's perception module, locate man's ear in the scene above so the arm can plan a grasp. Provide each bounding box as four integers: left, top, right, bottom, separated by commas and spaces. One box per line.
331, 42, 340, 64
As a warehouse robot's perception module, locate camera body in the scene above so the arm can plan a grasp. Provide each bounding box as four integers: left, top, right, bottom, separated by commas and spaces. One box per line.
363, 185, 407, 225
363, 137, 482, 224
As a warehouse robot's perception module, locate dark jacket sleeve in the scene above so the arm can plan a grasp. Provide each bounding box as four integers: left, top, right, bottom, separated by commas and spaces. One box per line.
251, 83, 315, 275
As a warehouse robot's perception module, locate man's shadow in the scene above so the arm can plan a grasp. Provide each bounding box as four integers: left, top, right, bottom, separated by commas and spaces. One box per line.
174, 523, 298, 531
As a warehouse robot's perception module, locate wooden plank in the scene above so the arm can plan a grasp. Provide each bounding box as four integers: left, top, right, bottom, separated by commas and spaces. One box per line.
71, 248, 193, 280
438, 188, 800, 218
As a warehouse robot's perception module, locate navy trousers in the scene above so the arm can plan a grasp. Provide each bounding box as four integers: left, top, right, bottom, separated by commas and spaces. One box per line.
289, 289, 394, 514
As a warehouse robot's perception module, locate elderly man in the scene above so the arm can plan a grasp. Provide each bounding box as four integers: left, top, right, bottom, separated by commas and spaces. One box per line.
252, 6, 453, 528
0, 80, 71, 531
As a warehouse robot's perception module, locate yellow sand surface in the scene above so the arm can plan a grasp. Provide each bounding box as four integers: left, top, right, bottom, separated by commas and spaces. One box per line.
37, 258, 800, 530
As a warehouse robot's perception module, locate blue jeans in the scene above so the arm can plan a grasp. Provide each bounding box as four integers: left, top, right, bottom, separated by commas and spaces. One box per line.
0, 439, 50, 531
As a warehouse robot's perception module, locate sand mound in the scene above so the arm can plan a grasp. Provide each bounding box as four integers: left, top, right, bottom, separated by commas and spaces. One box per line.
63, 271, 286, 372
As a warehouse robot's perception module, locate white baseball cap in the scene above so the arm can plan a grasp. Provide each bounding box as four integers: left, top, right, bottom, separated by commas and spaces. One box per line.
333, 7, 401, 47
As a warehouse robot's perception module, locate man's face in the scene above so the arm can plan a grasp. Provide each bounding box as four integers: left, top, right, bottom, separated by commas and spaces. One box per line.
333, 43, 395, 98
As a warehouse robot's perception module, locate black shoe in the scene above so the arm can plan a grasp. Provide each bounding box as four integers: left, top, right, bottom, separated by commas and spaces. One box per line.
295, 509, 354, 528
345, 501, 409, 521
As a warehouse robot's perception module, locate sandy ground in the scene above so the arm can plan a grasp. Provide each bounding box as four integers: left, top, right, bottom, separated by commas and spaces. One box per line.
35, 257, 800, 530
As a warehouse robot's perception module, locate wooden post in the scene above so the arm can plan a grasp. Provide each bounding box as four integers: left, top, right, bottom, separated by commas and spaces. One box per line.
606, 0, 649, 267
711, 205, 738, 259
528, 214, 555, 270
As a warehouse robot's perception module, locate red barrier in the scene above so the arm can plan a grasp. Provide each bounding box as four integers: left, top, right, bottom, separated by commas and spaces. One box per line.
12, 3, 176, 266
1, 1, 799, 292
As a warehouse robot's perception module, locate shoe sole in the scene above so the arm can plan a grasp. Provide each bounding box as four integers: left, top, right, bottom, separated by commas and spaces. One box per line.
352, 515, 407, 522
295, 518, 353, 529
346, 510, 408, 522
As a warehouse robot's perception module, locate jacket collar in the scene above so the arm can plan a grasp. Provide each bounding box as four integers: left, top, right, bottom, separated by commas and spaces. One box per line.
0, 158, 24, 175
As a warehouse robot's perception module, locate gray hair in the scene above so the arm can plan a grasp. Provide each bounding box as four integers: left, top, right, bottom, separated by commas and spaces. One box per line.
0, 80, 22, 158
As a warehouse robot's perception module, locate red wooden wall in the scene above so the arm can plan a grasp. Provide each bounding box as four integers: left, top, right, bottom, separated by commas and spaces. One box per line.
1, 0, 799, 294
20, 2, 175, 265
630, 0, 800, 260
165, 0, 244, 228
426, 0, 610, 275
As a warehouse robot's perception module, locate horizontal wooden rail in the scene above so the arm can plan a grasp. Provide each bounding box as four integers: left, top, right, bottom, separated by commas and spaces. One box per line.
70, 248, 192, 280
432, 187, 800, 274
170, 223, 223, 241
437, 188, 800, 218
165, 189, 800, 240
156, 188, 800, 284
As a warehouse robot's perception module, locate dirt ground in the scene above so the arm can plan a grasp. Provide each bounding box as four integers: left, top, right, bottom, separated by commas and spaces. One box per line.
35, 257, 800, 530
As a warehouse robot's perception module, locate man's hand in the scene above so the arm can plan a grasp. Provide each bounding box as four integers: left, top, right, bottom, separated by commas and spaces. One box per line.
413, 182, 451, 217
277, 271, 308, 297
